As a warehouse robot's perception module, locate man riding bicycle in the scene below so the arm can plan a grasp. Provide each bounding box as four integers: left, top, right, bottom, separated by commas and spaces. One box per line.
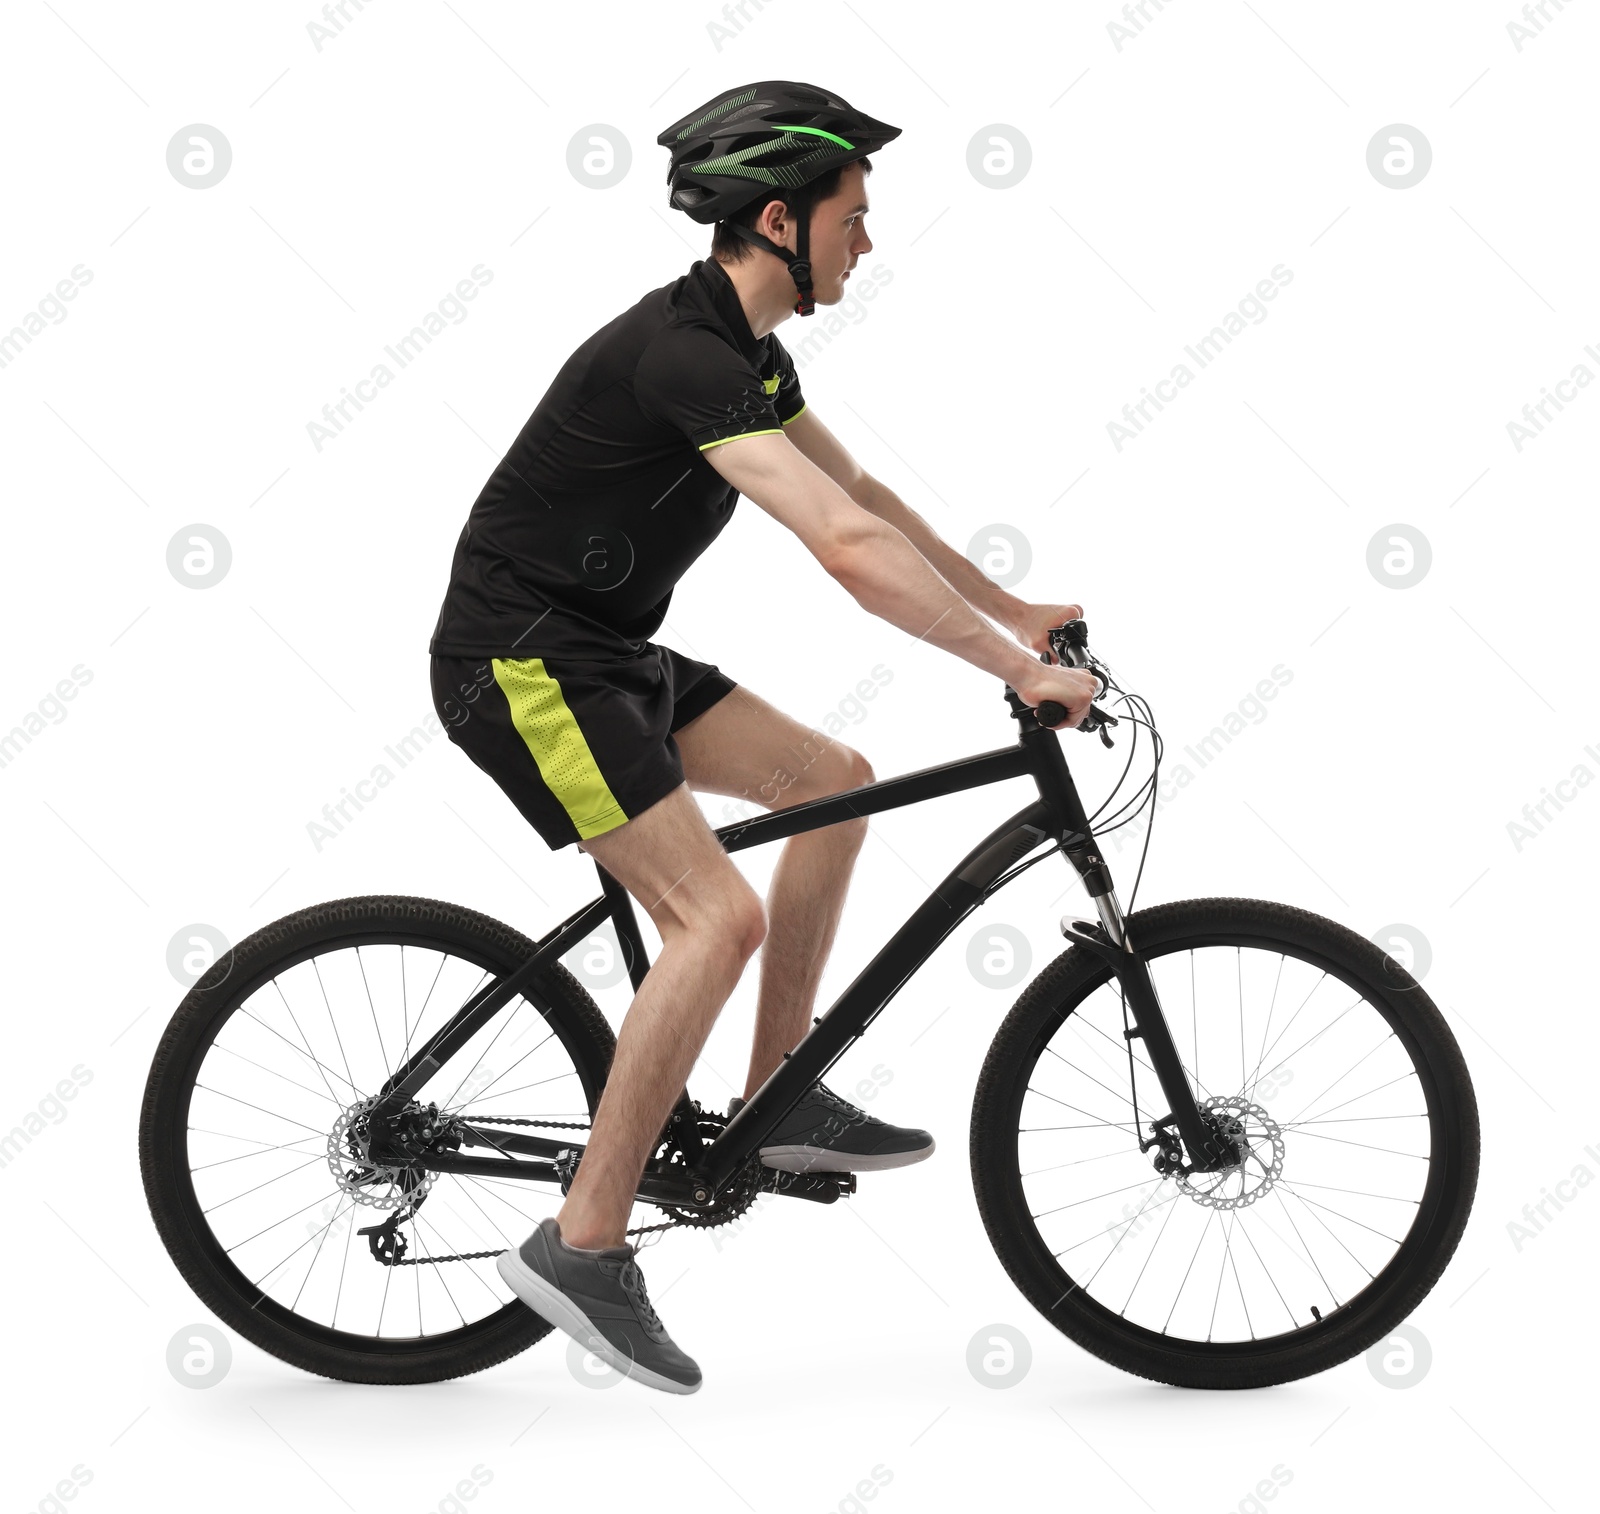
428, 80, 1099, 1393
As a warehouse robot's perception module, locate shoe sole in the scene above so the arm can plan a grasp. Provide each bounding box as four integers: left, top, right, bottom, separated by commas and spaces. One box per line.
495, 1248, 701, 1396
759, 1137, 935, 1174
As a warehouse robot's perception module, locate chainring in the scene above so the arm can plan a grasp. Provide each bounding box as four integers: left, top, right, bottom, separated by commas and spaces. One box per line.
645, 1107, 766, 1231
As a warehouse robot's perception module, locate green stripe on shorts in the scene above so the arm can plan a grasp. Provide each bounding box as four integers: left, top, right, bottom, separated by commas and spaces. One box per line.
490, 658, 628, 840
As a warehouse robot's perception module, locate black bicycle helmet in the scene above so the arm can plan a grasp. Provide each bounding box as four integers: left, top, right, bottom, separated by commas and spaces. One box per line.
656, 81, 901, 317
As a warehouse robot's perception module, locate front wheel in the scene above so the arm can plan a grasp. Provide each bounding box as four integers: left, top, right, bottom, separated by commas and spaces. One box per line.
970, 897, 1478, 1389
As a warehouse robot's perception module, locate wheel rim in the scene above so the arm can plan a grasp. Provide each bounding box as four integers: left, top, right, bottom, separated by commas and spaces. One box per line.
1006, 933, 1451, 1353
171, 933, 598, 1350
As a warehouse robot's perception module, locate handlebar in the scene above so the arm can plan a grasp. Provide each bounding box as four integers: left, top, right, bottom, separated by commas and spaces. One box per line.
1031, 619, 1118, 743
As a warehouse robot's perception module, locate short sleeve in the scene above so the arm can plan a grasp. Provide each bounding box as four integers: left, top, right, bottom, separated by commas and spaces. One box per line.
635, 327, 785, 453
769, 334, 807, 427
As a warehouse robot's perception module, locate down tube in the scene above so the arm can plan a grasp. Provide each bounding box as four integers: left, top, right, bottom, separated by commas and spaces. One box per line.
703, 798, 1062, 1189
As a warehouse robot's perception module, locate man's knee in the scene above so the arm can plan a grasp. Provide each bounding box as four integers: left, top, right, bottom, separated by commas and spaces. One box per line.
794, 743, 874, 839
842, 746, 875, 790
799, 741, 874, 799
702, 878, 767, 965
661, 868, 766, 962
731, 886, 768, 959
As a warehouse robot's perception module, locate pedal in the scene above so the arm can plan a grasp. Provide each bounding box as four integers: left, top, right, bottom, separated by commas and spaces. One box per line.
760, 1169, 856, 1204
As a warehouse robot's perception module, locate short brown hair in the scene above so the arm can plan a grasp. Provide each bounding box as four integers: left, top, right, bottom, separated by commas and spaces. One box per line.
710, 157, 873, 263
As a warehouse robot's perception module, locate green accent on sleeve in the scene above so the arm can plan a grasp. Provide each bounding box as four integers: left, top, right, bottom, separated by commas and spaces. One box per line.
780, 404, 808, 425
698, 428, 782, 451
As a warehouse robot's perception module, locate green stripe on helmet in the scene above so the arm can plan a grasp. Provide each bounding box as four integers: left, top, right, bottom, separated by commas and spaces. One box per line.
674, 87, 758, 142
688, 132, 852, 188
777, 124, 856, 150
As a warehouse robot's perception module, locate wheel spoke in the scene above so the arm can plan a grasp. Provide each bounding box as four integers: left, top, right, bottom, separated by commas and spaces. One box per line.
1032, 1175, 1163, 1222
209, 1040, 344, 1106
202, 1154, 328, 1215
1024, 1084, 1135, 1130
442, 1029, 557, 1111
156, 921, 604, 1361
996, 930, 1451, 1358
1038, 1048, 1142, 1124
310, 956, 359, 1097
1279, 1069, 1420, 1129
1243, 953, 1286, 1102
1281, 1032, 1398, 1128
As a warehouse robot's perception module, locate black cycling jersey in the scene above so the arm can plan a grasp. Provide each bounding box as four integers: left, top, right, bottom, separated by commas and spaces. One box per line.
428, 256, 807, 660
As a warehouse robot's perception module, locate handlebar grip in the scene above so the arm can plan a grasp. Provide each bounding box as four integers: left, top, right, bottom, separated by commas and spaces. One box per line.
1036, 700, 1069, 728
1034, 699, 1114, 733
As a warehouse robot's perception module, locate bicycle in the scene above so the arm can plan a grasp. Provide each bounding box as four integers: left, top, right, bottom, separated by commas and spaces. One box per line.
139, 619, 1478, 1389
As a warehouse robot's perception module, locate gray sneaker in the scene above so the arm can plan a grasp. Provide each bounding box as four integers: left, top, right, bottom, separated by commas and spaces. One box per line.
728, 1082, 935, 1173
496, 1217, 701, 1395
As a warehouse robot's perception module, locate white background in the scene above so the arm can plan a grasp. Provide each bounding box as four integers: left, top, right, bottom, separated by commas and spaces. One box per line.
2, 1, 1595, 1510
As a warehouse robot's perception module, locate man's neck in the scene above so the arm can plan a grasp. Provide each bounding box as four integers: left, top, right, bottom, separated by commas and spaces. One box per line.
712, 256, 796, 342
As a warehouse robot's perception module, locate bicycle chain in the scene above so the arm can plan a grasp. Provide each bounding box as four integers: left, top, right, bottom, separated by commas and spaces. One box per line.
365, 1110, 760, 1265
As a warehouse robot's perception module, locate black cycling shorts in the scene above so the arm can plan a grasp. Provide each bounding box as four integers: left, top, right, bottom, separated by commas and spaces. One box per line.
430, 643, 736, 851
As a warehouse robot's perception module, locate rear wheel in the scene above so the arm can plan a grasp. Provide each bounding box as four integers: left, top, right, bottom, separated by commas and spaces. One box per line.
139, 895, 617, 1384
970, 897, 1478, 1388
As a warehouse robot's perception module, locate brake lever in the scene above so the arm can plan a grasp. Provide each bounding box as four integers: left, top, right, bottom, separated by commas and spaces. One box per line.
1083, 704, 1118, 747
1037, 646, 1117, 746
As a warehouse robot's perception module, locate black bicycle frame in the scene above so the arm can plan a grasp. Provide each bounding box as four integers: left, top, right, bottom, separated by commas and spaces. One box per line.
367, 687, 1229, 1196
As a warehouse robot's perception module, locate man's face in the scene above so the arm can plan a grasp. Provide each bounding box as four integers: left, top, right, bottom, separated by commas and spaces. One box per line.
798, 161, 873, 305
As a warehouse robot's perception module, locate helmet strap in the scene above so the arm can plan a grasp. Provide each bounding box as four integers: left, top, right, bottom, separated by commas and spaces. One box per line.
724, 183, 816, 317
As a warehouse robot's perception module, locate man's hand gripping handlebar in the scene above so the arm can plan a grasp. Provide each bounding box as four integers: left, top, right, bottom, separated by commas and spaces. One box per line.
1017, 619, 1120, 746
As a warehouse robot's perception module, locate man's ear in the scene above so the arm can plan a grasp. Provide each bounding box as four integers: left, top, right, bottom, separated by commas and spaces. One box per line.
758, 198, 794, 248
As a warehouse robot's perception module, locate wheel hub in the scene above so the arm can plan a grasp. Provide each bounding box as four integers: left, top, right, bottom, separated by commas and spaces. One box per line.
326, 1094, 436, 1211
1173, 1097, 1285, 1210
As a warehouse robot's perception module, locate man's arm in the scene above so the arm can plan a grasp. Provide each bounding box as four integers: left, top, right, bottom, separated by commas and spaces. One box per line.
699, 429, 1098, 724
782, 408, 1032, 637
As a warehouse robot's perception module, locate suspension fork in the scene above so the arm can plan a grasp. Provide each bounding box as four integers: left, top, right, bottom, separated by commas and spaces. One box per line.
1059, 909, 1231, 1172
1027, 712, 1232, 1173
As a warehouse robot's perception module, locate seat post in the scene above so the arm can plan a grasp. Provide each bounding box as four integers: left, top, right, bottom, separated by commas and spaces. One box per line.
594, 862, 651, 993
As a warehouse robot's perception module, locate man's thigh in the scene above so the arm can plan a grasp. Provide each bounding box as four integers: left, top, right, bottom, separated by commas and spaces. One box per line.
671, 683, 869, 809
577, 782, 748, 930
